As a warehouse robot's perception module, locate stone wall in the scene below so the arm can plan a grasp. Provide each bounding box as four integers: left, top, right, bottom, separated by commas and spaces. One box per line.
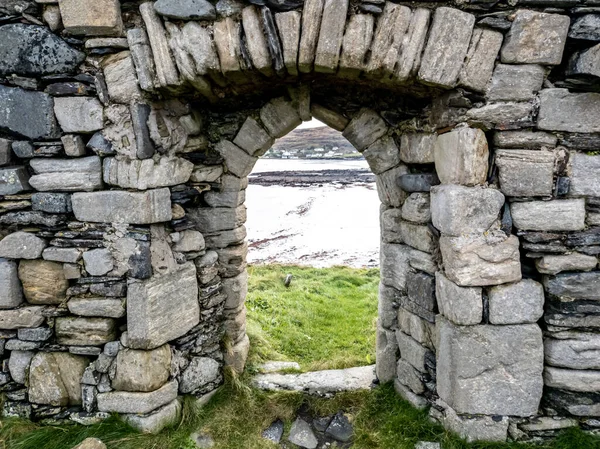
1, 0, 600, 442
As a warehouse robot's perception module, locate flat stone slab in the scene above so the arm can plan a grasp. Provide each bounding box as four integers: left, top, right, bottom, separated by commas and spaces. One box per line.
253, 365, 376, 395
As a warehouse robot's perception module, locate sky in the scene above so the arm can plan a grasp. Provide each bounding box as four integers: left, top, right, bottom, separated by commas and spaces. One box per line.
297, 118, 326, 129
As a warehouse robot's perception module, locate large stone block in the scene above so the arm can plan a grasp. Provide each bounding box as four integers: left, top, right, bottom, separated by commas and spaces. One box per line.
488, 279, 544, 325
103, 157, 193, 190
401, 221, 435, 253
399, 134, 436, 164
538, 89, 600, 133
440, 231, 521, 287
242, 6, 272, 76
68, 297, 125, 319
112, 345, 171, 393
545, 333, 600, 370
18, 260, 68, 305
102, 52, 142, 104
216, 140, 258, 178
511, 199, 586, 232
494, 130, 557, 149
396, 331, 429, 373
376, 164, 409, 208
97, 380, 178, 414
179, 357, 220, 394
487, 64, 545, 101
434, 128, 489, 186
418, 7, 475, 88
55, 317, 116, 346
275, 11, 301, 76
396, 359, 425, 394
495, 150, 555, 197
536, 253, 598, 275
123, 399, 182, 434
401, 193, 430, 224
233, 117, 274, 157
363, 137, 401, 175
189, 205, 247, 233
397, 307, 435, 350
59, 0, 123, 36
53, 97, 104, 133
380, 243, 411, 293
501, 10, 570, 65
30, 156, 103, 192
260, 97, 301, 138
127, 262, 199, 350
395, 7, 430, 82
436, 272, 482, 326
343, 109, 387, 152
569, 153, 600, 197
407, 271, 436, 312
0, 306, 45, 329
0, 85, 59, 140
0, 259, 22, 310
0, 232, 46, 260
8, 350, 34, 384
313, 0, 349, 73
339, 14, 374, 78
544, 272, 600, 300
437, 317, 544, 416
154, 0, 216, 20
431, 185, 504, 236
297, 0, 325, 73
72, 189, 172, 224
458, 28, 504, 93
544, 367, 600, 393
380, 207, 402, 244
29, 352, 88, 406
436, 404, 509, 443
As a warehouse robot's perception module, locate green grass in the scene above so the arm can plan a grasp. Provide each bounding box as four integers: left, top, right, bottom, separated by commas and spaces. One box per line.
245, 264, 380, 371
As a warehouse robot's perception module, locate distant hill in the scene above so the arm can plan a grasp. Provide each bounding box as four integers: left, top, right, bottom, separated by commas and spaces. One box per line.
264, 126, 362, 159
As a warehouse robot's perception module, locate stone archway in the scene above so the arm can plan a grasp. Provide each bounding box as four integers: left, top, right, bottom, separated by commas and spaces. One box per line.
0, 0, 599, 442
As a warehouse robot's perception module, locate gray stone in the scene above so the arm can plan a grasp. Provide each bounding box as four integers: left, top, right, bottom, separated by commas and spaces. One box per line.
275, 12, 301, 76
0, 259, 22, 310
536, 253, 598, 275
29, 352, 88, 406
0, 139, 13, 165
288, 418, 318, 449
399, 134, 436, 164
375, 325, 397, 383
569, 14, 600, 41
431, 185, 504, 236
260, 98, 301, 138
415, 443, 441, 449
466, 102, 533, 128
538, 89, 600, 133
436, 272, 482, 326
189, 206, 246, 233
97, 380, 178, 414
233, 117, 274, 157
325, 412, 353, 442
397, 173, 439, 193
501, 10, 570, 65
395, 7, 431, 82
400, 221, 435, 253
0, 167, 30, 195
381, 208, 403, 244
310, 104, 348, 131
102, 52, 142, 105
55, 317, 116, 346
488, 279, 544, 325
338, 13, 374, 78
545, 367, 600, 393
29, 156, 102, 192
380, 243, 411, 292
112, 345, 171, 393
396, 359, 425, 394
0, 86, 59, 140
68, 298, 125, 319
224, 333, 250, 374
62, 135, 86, 157
394, 379, 428, 410
123, 399, 182, 434
408, 249, 437, 275
313, 0, 349, 73
216, 140, 257, 178
396, 330, 429, 373
544, 272, 600, 300
42, 247, 81, 264
5, 339, 39, 351
511, 199, 586, 232
127, 263, 200, 350
72, 189, 172, 224
262, 419, 284, 443
179, 357, 220, 394
104, 157, 193, 190
418, 7, 475, 88
242, 6, 273, 76
569, 153, 600, 197
437, 317, 544, 416
171, 230, 205, 252
493, 130, 557, 149
488, 64, 545, 103
8, 350, 34, 384
459, 28, 504, 93
54, 97, 104, 134
376, 164, 409, 207
127, 28, 157, 92
59, 0, 122, 36
19, 260, 68, 305
298, 0, 324, 73
343, 109, 387, 152
155, 0, 215, 20
0, 307, 45, 329
407, 271, 436, 312
434, 128, 489, 186
363, 136, 401, 175
191, 165, 223, 183
401, 193, 430, 224
191, 432, 215, 449
212, 17, 244, 81
495, 150, 555, 197
397, 307, 435, 349
0, 24, 84, 76
18, 327, 52, 342
440, 231, 521, 287
435, 404, 509, 443
72, 438, 106, 449
545, 333, 600, 370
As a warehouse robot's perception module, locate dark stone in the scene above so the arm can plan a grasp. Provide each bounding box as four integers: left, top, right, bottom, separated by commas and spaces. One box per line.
313, 416, 332, 433
522, 242, 568, 254
0, 85, 59, 140
544, 272, 600, 300
0, 0, 37, 16
0, 24, 84, 76
0, 211, 64, 227
32, 193, 72, 214
518, 231, 564, 244
501, 203, 513, 235
89, 282, 127, 297
128, 241, 152, 279
264, 0, 304, 11
45, 82, 95, 97
543, 388, 600, 417
154, 0, 217, 20
262, 419, 284, 443
359, 4, 383, 14
398, 296, 436, 323
569, 14, 600, 41
216, 0, 244, 17
576, 246, 600, 256
477, 16, 512, 31
555, 177, 570, 196
406, 271, 436, 311
325, 412, 353, 443
566, 228, 600, 247
558, 133, 600, 151
86, 132, 115, 156
130, 103, 155, 160
261, 7, 285, 76
11, 141, 34, 158
94, 73, 110, 106
397, 173, 440, 192
49, 238, 104, 248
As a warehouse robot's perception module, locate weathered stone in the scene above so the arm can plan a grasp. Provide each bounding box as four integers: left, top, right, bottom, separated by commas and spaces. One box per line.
536, 253, 598, 275
0, 139, 11, 166
418, 7, 475, 88
375, 325, 397, 383
68, 298, 125, 319
0, 307, 45, 330
401, 193, 430, 224
436, 405, 509, 443
155, 0, 216, 20
172, 230, 205, 252
488, 279, 544, 325
406, 271, 436, 312
495, 150, 555, 197
18, 260, 67, 305
127, 263, 199, 350
434, 128, 489, 186
260, 97, 301, 138
97, 380, 178, 414
112, 345, 171, 393
440, 231, 521, 287
401, 221, 435, 253
191, 165, 223, 183
0, 232, 46, 260
538, 89, 600, 133
396, 331, 428, 372
54, 97, 104, 133
437, 317, 544, 416
61, 135, 86, 157
0, 24, 84, 76
56, 317, 116, 346
325, 412, 353, 443
72, 189, 172, 224
103, 157, 193, 190
399, 134, 436, 164
0, 259, 22, 310
263, 419, 284, 444
487, 64, 545, 102
59, 0, 122, 35
501, 11, 570, 65
409, 248, 437, 275
180, 357, 220, 393
380, 208, 402, 244
436, 272, 482, 326
275, 11, 301, 76
189, 205, 246, 233
494, 130, 557, 149
511, 199, 586, 232
396, 358, 425, 394
569, 153, 600, 197
29, 156, 103, 192
545, 367, 600, 393
233, 117, 274, 157
431, 185, 504, 236
310, 104, 348, 132
569, 14, 600, 41
397, 173, 439, 193
395, 7, 430, 82
544, 272, 600, 300
127, 28, 157, 92
8, 350, 34, 384
213, 18, 244, 81
397, 307, 435, 349
241, 6, 272, 76
0, 86, 59, 140
394, 378, 428, 410
102, 52, 142, 104
380, 243, 411, 292
29, 352, 88, 406
123, 399, 182, 434
288, 418, 318, 449
313, 0, 348, 73
343, 109, 387, 152
298, 0, 324, 73
71, 438, 107, 449
545, 333, 600, 370
216, 140, 257, 178
64, 263, 82, 280
32, 190, 72, 214
459, 28, 504, 93
362, 136, 401, 175
18, 327, 51, 343
339, 14, 374, 77
466, 102, 533, 128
